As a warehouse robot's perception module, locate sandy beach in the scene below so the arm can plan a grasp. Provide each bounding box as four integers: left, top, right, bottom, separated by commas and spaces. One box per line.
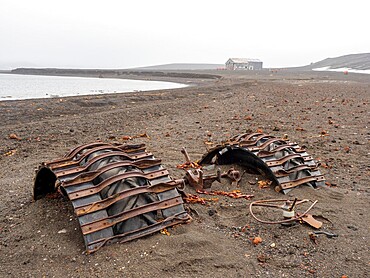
0, 69, 369, 277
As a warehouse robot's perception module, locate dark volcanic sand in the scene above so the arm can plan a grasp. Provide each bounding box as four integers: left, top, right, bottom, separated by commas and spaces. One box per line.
0, 70, 369, 277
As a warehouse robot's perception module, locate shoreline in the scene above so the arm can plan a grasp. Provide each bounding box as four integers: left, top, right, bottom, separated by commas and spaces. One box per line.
9, 68, 222, 85
1, 71, 200, 85
0, 73, 192, 102
3, 67, 370, 103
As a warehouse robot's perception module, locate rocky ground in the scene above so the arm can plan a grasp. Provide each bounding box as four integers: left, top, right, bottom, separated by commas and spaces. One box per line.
0, 70, 369, 277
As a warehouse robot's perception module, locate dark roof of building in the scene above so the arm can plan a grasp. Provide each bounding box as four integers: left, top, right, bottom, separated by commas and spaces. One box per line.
226, 58, 262, 63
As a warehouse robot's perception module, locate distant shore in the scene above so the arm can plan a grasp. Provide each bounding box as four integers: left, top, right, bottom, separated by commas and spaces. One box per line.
9, 67, 222, 86
5, 65, 370, 90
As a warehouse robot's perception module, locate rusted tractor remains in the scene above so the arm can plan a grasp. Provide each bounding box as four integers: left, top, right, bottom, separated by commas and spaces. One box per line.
34, 132, 325, 253
199, 132, 325, 194
34, 142, 190, 253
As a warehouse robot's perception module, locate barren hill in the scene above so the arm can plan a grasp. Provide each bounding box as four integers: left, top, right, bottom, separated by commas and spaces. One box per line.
302, 53, 370, 70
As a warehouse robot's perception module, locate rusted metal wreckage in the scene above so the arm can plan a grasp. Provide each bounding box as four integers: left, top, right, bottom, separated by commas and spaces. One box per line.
199, 132, 325, 194
34, 142, 191, 253
34, 132, 326, 253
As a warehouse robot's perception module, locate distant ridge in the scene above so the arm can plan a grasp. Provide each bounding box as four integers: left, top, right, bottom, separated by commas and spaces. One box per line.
10, 67, 221, 80
302, 53, 370, 70
133, 63, 225, 70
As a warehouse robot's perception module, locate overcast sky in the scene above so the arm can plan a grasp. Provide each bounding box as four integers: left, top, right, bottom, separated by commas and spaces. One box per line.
0, 0, 369, 69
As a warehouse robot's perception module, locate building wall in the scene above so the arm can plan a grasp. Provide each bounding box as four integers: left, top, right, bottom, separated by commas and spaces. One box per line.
225, 61, 235, 70
225, 61, 263, 70
248, 62, 263, 70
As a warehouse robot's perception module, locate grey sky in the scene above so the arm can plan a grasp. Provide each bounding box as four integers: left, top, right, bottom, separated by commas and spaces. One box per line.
1, 0, 369, 69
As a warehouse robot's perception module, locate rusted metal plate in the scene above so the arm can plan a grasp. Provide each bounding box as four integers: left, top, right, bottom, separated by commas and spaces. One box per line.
34, 142, 190, 253
199, 133, 326, 193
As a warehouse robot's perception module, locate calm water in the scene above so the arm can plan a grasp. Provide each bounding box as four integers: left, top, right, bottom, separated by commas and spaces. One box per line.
0, 74, 187, 101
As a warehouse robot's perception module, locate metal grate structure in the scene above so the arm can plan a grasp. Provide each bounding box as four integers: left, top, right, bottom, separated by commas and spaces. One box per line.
34, 142, 190, 253
199, 133, 325, 193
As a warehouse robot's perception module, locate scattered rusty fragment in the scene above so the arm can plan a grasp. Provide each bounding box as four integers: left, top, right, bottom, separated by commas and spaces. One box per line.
179, 147, 243, 190
258, 180, 272, 189
8, 133, 21, 140
121, 135, 132, 141
160, 228, 171, 236
184, 168, 222, 190
197, 189, 253, 200
3, 149, 17, 157
221, 167, 241, 187
257, 254, 268, 263
199, 132, 326, 193
183, 193, 219, 205
177, 147, 201, 169
252, 236, 262, 245
34, 142, 190, 253
298, 214, 323, 229
309, 232, 318, 244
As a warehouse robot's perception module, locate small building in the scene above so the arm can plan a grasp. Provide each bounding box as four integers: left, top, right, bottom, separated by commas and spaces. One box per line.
225, 58, 263, 70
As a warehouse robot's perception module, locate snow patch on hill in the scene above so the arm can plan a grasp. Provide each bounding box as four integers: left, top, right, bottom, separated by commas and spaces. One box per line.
312, 66, 370, 74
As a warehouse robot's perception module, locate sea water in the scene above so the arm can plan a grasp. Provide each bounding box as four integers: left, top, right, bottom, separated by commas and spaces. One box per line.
0, 73, 187, 101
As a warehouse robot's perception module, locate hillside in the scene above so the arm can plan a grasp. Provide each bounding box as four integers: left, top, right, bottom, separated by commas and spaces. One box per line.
303, 53, 370, 70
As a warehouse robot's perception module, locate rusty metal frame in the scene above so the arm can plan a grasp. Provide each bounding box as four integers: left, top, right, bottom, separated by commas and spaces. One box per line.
199, 133, 325, 193
34, 142, 190, 253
